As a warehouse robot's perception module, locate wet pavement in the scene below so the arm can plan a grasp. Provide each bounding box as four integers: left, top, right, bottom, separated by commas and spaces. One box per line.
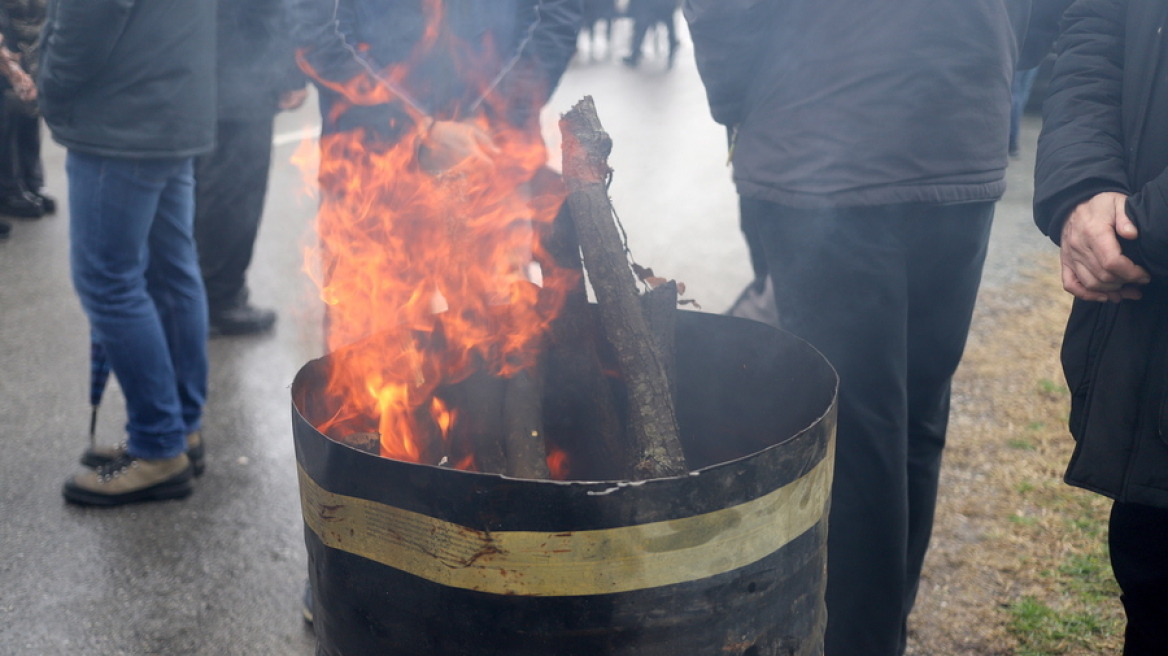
0, 20, 1052, 656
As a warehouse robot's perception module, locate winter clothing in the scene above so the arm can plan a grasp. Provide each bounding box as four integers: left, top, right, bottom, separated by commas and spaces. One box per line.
195, 0, 306, 326
686, 1, 1070, 654
288, 0, 581, 140
1034, 0, 1168, 510
0, 0, 47, 210
40, 0, 213, 495
1034, 2, 1168, 649
38, 0, 216, 159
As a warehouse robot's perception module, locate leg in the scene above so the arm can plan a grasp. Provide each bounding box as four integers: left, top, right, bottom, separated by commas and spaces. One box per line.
194, 118, 275, 311
66, 151, 196, 459
148, 158, 209, 434
899, 202, 993, 650
1110, 501, 1168, 655
0, 98, 43, 218
753, 199, 912, 656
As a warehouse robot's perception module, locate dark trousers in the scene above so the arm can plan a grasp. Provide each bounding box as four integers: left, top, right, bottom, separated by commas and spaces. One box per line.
194, 117, 275, 312
0, 99, 44, 197
1111, 501, 1168, 655
749, 197, 994, 656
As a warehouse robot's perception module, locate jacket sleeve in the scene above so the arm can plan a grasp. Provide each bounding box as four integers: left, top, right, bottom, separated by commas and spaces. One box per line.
286, 0, 377, 101
38, 0, 135, 105
1125, 169, 1168, 279
1033, 0, 1129, 244
520, 0, 581, 104
683, 0, 773, 127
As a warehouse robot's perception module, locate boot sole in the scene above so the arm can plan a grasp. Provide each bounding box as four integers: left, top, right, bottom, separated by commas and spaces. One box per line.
62, 472, 194, 507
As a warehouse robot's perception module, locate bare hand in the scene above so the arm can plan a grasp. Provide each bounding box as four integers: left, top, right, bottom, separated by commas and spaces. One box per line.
1060, 191, 1150, 302
418, 119, 500, 174
278, 88, 308, 111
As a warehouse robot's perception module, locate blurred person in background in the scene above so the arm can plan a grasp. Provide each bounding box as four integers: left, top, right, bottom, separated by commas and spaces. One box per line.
39, 0, 215, 505
0, 0, 53, 242
623, 0, 681, 69
685, 1, 1071, 654
195, 0, 307, 337
1034, 1, 1168, 652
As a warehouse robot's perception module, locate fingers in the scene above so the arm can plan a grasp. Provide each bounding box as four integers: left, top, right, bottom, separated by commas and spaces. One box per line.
1114, 195, 1139, 240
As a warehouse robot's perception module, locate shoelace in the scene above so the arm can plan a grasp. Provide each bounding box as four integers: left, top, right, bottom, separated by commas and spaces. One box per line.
96, 452, 138, 481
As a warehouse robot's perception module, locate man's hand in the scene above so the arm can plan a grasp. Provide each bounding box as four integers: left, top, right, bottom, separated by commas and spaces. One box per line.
1060, 191, 1151, 302
418, 119, 499, 174
278, 88, 308, 111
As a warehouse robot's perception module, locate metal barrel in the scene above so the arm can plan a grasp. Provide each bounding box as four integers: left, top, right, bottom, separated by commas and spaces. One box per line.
292, 311, 837, 656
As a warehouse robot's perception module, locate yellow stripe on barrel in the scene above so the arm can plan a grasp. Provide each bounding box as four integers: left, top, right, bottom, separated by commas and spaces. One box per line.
299, 438, 833, 597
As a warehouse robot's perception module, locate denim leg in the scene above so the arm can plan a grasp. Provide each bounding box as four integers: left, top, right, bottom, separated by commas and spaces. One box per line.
67, 151, 206, 459
147, 158, 208, 435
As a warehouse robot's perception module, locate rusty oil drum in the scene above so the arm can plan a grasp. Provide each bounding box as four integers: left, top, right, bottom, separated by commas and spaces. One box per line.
292, 311, 837, 656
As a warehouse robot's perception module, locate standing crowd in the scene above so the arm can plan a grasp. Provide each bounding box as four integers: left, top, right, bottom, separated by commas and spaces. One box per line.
1, 0, 1163, 654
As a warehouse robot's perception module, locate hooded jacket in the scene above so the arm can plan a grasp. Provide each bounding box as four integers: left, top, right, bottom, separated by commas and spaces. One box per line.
37, 0, 215, 159
1034, 0, 1168, 508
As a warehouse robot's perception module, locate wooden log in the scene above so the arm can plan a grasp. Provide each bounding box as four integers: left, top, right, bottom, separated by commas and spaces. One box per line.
642, 280, 679, 401
443, 364, 508, 474
502, 366, 550, 479
537, 195, 631, 481
560, 96, 688, 479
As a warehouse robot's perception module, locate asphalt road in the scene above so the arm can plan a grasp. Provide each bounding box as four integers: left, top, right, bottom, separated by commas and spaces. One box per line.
0, 19, 1053, 655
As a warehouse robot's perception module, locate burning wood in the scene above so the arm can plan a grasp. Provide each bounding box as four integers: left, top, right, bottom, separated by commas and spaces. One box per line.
308, 91, 690, 481
560, 96, 688, 479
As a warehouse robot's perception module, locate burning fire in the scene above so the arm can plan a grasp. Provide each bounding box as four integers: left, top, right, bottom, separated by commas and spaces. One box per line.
296, 3, 575, 476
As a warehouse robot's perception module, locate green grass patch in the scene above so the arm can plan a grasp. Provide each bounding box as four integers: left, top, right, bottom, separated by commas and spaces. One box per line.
1007, 596, 1116, 655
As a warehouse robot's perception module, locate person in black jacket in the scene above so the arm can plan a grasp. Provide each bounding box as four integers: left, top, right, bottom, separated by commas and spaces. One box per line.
685, 1, 1070, 654
195, 0, 306, 336
39, 0, 216, 506
1034, 1, 1168, 652
0, 0, 53, 226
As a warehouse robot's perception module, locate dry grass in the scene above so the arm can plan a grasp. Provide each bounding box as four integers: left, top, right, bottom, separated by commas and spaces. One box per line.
907, 253, 1126, 655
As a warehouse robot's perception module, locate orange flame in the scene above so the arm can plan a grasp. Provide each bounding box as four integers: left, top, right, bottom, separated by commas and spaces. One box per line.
298, 3, 575, 472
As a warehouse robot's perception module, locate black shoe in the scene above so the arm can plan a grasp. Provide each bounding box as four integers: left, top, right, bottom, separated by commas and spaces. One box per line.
0, 220, 10, 240
34, 192, 56, 214
0, 192, 44, 219
621, 55, 639, 68
82, 431, 205, 477
209, 302, 277, 337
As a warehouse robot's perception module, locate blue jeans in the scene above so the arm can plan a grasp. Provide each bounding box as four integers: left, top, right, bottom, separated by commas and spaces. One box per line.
67, 151, 208, 459
1009, 67, 1040, 151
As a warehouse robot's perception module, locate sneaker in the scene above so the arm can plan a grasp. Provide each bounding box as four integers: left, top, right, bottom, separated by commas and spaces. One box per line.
0, 220, 10, 240
208, 302, 277, 337
63, 452, 193, 506
81, 431, 205, 477
0, 191, 44, 218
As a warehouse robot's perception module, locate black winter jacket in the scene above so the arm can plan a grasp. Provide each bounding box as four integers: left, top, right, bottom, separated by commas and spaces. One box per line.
288, 0, 580, 140
38, 0, 216, 159
216, 0, 305, 121
1034, 0, 1168, 508
684, 0, 1068, 209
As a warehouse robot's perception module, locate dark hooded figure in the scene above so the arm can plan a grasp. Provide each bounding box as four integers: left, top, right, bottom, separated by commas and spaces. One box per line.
1034, 1, 1168, 652
685, 1, 1071, 654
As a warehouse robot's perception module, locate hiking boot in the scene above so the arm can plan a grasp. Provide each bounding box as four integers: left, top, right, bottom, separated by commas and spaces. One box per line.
63, 452, 193, 506
81, 431, 205, 477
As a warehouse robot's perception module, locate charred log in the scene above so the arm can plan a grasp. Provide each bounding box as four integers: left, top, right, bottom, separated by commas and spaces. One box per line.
560, 96, 688, 479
